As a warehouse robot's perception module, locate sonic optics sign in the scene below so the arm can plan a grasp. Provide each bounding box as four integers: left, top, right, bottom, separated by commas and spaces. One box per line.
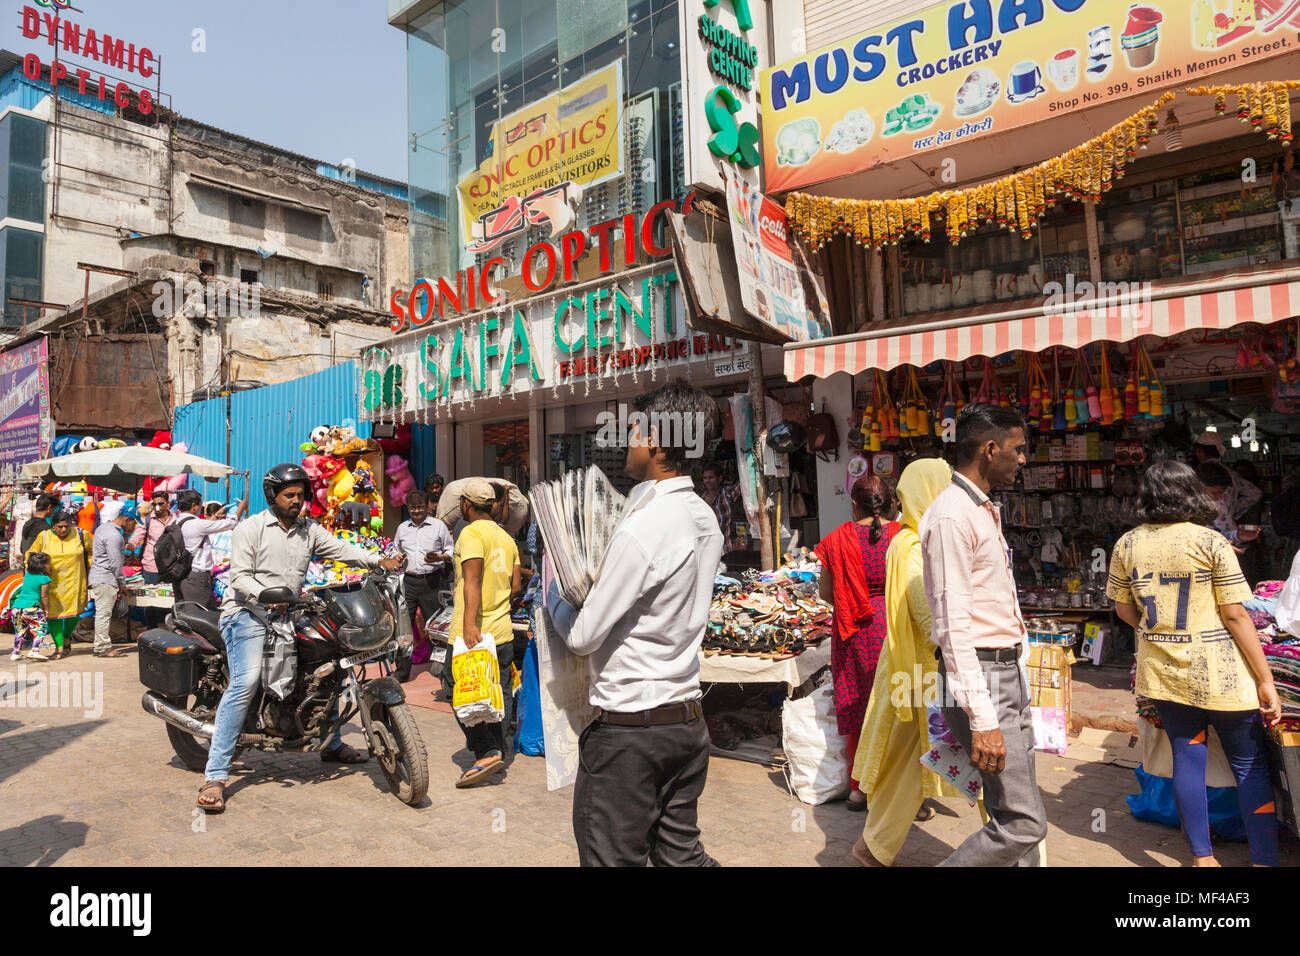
387, 195, 693, 335
364, 263, 742, 416
19, 3, 158, 114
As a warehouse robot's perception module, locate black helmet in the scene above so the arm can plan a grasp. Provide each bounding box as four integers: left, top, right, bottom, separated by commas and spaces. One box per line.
263, 462, 310, 506
766, 420, 806, 455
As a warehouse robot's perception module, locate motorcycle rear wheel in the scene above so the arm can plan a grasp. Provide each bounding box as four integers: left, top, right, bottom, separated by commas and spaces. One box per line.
164, 690, 243, 773
369, 701, 428, 806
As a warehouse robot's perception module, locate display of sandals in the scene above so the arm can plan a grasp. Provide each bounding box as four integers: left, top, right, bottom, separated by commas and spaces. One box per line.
703, 573, 832, 660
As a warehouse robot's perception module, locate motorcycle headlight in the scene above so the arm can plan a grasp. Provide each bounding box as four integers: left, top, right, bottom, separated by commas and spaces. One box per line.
381, 611, 394, 640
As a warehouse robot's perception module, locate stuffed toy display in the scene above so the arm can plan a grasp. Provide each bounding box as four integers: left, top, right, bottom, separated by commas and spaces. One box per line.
298, 423, 386, 538
385, 455, 416, 507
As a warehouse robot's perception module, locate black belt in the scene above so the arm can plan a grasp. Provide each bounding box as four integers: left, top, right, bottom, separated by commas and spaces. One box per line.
405, 570, 443, 579
935, 645, 1021, 664
594, 700, 703, 727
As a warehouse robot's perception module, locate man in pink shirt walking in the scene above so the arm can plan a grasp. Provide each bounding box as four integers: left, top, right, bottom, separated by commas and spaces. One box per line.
921, 404, 1046, 866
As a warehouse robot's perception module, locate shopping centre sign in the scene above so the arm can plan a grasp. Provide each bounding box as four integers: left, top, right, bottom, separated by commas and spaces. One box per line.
19, 3, 157, 114
363, 261, 743, 416
761, 0, 1299, 192
681, 0, 769, 192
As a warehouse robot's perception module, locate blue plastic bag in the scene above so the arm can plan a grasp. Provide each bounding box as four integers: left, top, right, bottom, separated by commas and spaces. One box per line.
514, 635, 544, 756
1126, 765, 1247, 841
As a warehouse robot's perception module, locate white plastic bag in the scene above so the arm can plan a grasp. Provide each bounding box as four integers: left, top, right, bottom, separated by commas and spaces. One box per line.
1276, 551, 1300, 639
781, 683, 850, 805
451, 634, 504, 726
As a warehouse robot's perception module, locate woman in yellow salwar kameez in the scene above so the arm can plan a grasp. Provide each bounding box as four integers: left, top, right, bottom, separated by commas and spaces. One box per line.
26, 512, 91, 659
850, 458, 955, 867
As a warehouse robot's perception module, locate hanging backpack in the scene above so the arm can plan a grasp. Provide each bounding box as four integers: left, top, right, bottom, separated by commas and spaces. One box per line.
806, 399, 840, 461
153, 515, 194, 584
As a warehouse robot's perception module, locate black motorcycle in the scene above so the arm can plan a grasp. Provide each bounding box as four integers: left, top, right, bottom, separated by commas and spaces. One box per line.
138, 570, 429, 806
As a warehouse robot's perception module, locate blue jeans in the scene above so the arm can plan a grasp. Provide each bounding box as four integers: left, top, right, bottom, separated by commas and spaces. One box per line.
204, 610, 345, 782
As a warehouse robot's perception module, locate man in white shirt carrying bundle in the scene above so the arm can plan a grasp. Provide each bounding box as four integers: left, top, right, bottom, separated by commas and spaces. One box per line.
548, 380, 724, 867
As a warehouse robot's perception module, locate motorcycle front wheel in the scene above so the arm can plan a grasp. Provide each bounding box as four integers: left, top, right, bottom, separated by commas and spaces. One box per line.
368, 701, 428, 806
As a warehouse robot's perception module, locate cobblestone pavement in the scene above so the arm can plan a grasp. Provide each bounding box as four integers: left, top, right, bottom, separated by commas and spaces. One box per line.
0, 649, 1294, 867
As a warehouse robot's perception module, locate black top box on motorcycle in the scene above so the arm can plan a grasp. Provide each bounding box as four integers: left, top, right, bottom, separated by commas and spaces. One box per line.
138, 629, 206, 699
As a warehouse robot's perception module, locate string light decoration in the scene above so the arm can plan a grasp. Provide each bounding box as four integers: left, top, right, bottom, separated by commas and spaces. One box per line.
785, 84, 1298, 250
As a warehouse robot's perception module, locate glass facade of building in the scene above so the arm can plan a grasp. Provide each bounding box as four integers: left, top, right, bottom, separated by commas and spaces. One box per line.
0, 111, 46, 326
398, 0, 686, 284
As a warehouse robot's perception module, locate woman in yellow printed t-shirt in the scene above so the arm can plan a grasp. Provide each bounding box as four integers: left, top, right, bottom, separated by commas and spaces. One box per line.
444, 478, 522, 789
1107, 460, 1281, 867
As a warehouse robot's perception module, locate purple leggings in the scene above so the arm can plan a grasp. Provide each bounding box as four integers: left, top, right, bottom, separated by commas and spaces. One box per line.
1153, 699, 1279, 866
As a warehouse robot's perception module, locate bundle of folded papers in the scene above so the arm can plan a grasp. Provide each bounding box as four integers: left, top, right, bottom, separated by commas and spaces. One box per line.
529, 466, 628, 607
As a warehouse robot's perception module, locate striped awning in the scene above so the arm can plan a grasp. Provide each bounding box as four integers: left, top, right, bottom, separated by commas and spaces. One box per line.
785, 274, 1300, 381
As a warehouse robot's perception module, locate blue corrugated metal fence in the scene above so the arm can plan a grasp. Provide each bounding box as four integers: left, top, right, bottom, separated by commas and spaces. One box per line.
173, 362, 373, 513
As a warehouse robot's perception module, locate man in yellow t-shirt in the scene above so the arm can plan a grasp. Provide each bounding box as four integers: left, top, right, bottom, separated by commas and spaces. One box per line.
445, 477, 521, 788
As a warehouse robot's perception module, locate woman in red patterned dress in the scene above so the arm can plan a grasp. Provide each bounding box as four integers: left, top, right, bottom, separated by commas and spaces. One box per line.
815, 476, 900, 810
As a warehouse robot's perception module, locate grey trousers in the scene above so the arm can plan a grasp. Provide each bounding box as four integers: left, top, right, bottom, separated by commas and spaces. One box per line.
88, 582, 117, 653
938, 658, 1048, 867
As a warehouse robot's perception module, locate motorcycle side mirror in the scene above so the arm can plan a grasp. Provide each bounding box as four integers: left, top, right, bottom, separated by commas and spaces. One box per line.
258, 587, 298, 605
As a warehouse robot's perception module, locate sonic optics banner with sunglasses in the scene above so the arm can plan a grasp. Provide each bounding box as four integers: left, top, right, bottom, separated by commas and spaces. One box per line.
761, 0, 1299, 192
455, 60, 625, 254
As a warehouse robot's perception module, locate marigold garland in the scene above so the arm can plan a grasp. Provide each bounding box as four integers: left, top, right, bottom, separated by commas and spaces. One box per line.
788, 83, 1297, 250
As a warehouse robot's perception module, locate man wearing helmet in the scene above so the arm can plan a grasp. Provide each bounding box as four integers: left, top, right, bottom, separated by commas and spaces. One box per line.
197, 463, 404, 812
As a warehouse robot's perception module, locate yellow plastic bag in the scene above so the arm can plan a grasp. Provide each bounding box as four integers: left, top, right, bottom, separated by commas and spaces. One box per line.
451, 635, 505, 726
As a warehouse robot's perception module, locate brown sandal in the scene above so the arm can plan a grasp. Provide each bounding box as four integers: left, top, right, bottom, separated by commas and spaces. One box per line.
197, 780, 226, 812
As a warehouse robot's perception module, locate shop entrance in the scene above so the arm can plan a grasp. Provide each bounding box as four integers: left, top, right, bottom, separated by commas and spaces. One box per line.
483, 418, 530, 492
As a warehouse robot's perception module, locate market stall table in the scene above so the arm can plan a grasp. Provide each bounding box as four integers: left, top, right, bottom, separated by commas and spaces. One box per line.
123, 587, 174, 643
698, 639, 831, 693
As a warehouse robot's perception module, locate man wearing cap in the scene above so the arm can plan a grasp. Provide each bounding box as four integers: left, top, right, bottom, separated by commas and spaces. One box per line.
87, 499, 139, 659
443, 477, 521, 787
1193, 430, 1262, 545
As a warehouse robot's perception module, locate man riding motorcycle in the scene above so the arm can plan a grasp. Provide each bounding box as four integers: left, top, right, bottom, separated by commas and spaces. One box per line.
197, 463, 405, 812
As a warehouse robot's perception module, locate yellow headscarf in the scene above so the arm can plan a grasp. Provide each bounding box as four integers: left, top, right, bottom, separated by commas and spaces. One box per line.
884, 457, 951, 721
896, 457, 953, 532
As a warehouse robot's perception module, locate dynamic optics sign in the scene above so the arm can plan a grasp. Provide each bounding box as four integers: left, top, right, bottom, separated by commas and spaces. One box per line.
20, 3, 158, 114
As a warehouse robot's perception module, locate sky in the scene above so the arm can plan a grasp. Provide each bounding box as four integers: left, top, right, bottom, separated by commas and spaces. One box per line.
3, 0, 412, 182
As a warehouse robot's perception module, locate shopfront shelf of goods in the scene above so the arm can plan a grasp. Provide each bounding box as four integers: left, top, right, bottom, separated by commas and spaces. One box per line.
1183, 212, 1282, 240
1179, 178, 1275, 203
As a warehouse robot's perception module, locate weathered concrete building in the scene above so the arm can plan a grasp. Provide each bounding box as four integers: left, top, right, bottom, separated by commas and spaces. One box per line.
0, 49, 444, 433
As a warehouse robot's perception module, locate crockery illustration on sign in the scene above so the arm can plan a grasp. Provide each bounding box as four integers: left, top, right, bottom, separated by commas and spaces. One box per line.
954, 68, 1000, 116
1006, 61, 1045, 104
823, 109, 874, 153
775, 117, 820, 166
882, 93, 941, 136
